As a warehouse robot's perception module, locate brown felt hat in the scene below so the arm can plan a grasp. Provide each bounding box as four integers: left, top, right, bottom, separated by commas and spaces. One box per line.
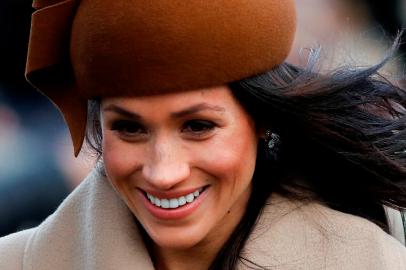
26, 0, 296, 156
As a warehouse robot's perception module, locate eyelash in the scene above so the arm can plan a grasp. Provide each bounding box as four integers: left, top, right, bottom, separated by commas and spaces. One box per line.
111, 120, 146, 137
181, 120, 217, 136
110, 119, 217, 139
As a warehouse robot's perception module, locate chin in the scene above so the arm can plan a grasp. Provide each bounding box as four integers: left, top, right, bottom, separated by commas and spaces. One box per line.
144, 222, 209, 250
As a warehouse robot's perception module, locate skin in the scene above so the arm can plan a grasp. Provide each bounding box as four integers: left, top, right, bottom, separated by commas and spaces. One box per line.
101, 85, 260, 269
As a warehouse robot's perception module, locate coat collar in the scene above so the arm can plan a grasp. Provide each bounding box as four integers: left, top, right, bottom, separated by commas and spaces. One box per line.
23, 167, 405, 269
24, 168, 154, 269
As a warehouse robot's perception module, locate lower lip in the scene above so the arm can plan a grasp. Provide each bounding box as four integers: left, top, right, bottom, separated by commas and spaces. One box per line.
137, 188, 209, 220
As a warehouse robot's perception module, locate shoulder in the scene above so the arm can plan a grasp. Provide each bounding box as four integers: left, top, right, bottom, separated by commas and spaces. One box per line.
0, 167, 105, 270
0, 228, 36, 270
0, 167, 154, 270
305, 199, 406, 269
242, 195, 406, 269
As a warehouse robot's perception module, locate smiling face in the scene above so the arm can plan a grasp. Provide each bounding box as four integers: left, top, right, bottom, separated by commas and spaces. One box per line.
101, 85, 259, 250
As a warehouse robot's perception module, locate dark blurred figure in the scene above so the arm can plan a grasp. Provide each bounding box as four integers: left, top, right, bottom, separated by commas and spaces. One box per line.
0, 1, 71, 236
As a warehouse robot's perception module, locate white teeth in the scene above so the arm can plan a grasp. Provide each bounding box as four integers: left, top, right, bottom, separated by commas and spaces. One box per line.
154, 198, 161, 207
185, 193, 194, 203
146, 188, 204, 209
178, 196, 186, 206
169, 199, 179, 208
161, 199, 169, 209
148, 195, 154, 203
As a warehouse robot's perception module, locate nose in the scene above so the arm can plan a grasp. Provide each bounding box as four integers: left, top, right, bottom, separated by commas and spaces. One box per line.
142, 137, 190, 190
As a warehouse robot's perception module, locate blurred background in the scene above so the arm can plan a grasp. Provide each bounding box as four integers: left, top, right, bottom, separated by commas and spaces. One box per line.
0, 0, 405, 237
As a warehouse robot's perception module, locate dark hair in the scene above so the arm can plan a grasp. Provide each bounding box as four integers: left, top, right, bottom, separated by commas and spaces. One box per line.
86, 43, 406, 269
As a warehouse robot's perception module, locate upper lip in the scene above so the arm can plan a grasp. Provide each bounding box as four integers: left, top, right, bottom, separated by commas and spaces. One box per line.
139, 186, 207, 199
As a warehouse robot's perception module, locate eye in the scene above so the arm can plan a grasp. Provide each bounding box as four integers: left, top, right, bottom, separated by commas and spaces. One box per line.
110, 120, 147, 138
181, 120, 217, 136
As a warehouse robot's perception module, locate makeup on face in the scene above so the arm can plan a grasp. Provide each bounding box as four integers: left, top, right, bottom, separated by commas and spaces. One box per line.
101, 86, 259, 249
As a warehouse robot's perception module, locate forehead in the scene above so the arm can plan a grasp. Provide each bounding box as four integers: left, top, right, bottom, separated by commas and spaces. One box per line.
101, 85, 238, 112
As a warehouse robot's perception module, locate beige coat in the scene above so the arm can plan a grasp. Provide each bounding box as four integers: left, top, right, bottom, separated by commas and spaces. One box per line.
1, 168, 405, 270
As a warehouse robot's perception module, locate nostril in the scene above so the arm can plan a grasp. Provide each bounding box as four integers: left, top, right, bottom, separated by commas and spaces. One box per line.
142, 162, 190, 189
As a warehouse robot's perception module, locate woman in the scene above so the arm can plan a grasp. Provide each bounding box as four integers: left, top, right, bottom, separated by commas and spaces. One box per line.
1, 0, 406, 269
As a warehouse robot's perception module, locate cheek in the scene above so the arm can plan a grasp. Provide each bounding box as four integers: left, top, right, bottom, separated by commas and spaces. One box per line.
102, 133, 141, 183
198, 126, 258, 189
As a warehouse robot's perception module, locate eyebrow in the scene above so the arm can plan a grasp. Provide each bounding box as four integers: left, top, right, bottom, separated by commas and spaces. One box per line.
102, 103, 225, 119
171, 103, 225, 118
103, 105, 141, 119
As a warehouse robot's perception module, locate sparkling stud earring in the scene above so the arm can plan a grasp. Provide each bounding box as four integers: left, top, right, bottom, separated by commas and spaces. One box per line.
265, 130, 281, 160
266, 131, 280, 150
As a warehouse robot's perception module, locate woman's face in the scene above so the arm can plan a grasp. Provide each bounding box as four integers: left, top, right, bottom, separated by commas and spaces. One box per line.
101, 86, 259, 249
